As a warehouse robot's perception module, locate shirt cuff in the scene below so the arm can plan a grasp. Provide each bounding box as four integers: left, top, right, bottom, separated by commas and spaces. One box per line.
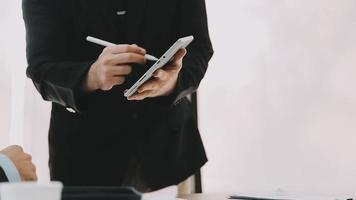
0, 154, 21, 182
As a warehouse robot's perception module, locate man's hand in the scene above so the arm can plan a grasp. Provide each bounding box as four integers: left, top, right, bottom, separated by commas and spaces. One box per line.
128, 48, 187, 100
0, 145, 37, 181
84, 44, 147, 92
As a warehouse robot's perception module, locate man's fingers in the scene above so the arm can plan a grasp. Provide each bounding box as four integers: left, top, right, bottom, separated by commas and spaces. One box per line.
25, 173, 38, 181
31, 167, 38, 181
128, 90, 155, 101
153, 69, 169, 80
172, 48, 187, 63
102, 76, 125, 90
111, 76, 126, 86
138, 80, 160, 93
109, 65, 132, 76
32, 174, 38, 181
164, 48, 186, 70
7, 145, 23, 152
104, 44, 146, 55
110, 53, 146, 65
100, 74, 127, 91
24, 153, 32, 161
31, 164, 37, 172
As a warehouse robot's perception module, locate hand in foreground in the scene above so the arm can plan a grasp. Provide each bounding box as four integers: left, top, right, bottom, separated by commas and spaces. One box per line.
84, 44, 147, 92
0, 145, 37, 181
127, 48, 187, 100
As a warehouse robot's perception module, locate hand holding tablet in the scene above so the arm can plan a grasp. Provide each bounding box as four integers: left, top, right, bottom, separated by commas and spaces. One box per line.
127, 48, 187, 100
123, 36, 194, 98
86, 35, 194, 99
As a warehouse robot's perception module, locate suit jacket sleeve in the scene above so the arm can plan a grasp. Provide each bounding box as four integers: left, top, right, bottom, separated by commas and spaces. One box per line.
0, 166, 9, 182
168, 0, 214, 105
22, 0, 92, 112
0, 154, 21, 182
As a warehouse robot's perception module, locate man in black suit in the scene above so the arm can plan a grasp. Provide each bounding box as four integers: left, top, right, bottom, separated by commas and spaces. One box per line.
22, 0, 213, 191
0, 145, 37, 182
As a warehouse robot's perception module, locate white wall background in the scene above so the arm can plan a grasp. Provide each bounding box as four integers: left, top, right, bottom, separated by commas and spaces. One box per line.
0, 0, 51, 182
1, 0, 356, 197
200, 0, 356, 196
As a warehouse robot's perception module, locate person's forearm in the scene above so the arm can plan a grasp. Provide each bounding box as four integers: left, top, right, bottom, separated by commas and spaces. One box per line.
23, 0, 95, 113
0, 154, 21, 182
27, 60, 94, 112
169, 0, 213, 105
172, 44, 213, 104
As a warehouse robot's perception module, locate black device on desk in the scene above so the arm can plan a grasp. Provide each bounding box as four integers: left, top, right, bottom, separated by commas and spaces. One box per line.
62, 186, 141, 200
229, 195, 290, 200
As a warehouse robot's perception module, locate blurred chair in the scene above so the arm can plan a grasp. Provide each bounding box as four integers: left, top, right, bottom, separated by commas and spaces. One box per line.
177, 176, 195, 195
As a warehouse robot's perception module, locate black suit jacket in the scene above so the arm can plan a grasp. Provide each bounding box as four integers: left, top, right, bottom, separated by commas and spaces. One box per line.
22, 0, 213, 190
0, 166, 9, 182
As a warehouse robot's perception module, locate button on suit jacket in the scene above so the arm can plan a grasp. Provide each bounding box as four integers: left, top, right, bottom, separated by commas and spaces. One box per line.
23, 0, 213, 190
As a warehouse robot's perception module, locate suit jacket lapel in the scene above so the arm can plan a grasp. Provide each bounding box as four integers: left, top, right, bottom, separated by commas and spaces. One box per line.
126, 0, 147, 44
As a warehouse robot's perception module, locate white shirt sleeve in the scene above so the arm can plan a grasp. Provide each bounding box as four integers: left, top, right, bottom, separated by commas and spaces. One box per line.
0, 154, 21, 182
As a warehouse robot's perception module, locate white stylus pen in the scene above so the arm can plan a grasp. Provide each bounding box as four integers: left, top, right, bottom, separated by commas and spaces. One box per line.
86, 36, 159, 61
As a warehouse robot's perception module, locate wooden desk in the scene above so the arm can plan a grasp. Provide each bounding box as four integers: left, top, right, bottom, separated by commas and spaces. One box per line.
179, 194, 227, 200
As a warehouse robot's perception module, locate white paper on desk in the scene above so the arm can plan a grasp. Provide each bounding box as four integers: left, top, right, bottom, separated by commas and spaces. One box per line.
230, 193, 351, 200
142, 185, 181, 200
280, 195, 351, 200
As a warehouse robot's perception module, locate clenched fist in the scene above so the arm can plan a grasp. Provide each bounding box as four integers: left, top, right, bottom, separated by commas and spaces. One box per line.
0, 145, 37, 181
84, 44, 147, 92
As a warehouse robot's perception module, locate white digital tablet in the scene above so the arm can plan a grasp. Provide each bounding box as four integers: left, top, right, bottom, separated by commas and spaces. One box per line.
124, 36, 194, 98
